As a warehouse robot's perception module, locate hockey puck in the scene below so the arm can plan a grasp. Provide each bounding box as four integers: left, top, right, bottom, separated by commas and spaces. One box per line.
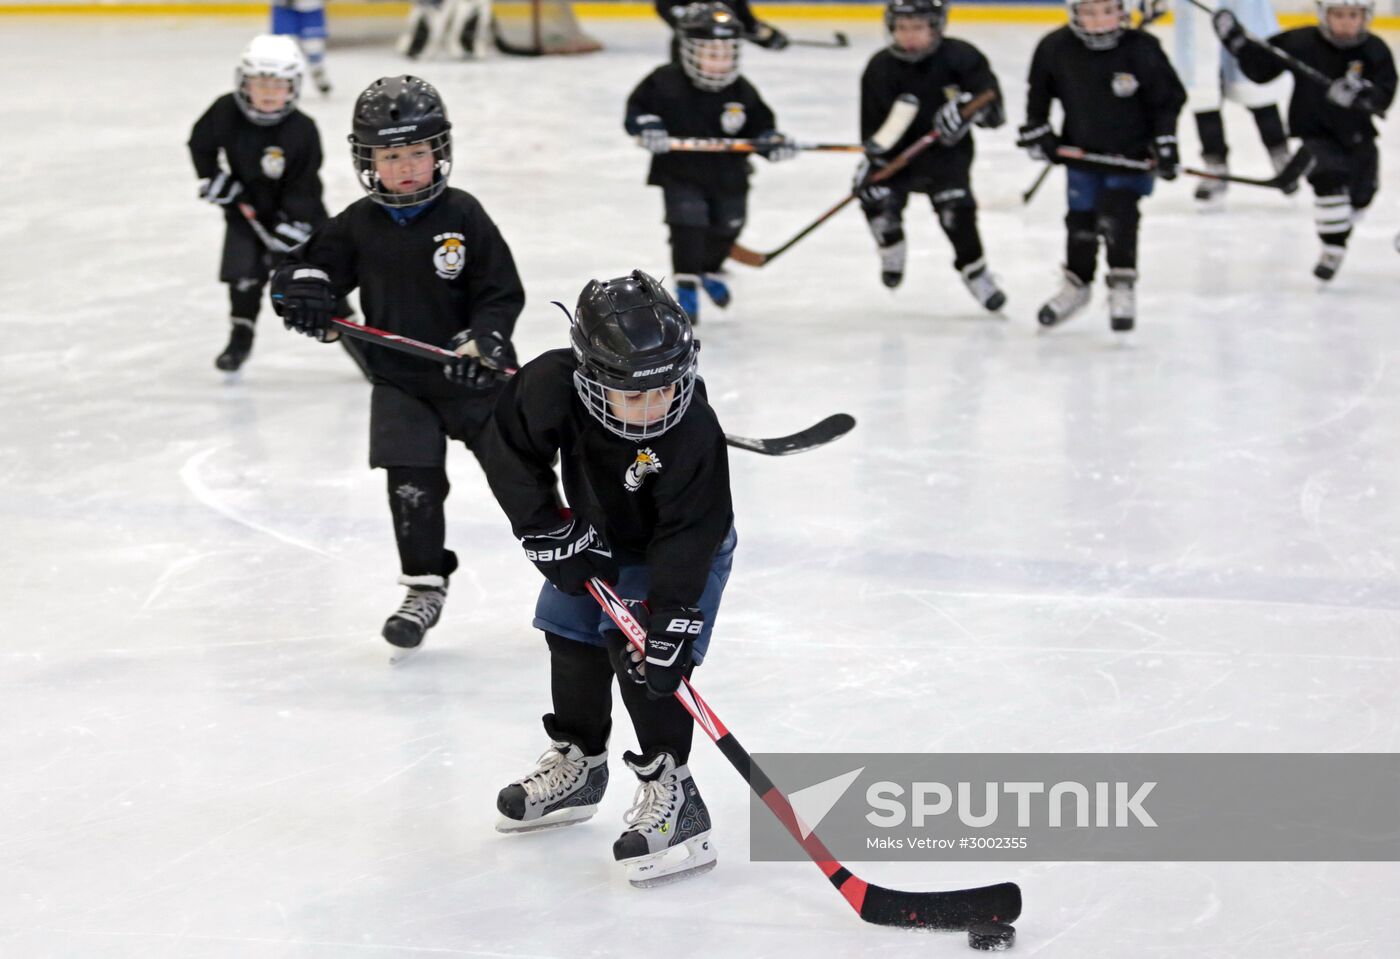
967, 921, 1016, 951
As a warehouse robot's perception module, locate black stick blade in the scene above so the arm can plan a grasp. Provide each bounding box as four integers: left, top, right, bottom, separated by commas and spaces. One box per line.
860, 880, 1022, 930
724, 413, 856, 456
1276, 145, 1315, 190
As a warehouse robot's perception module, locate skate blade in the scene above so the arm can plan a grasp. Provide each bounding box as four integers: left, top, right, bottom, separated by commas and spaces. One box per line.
622, 833, 716, 888
387, 643, 423, 665
495, 807, 597, 835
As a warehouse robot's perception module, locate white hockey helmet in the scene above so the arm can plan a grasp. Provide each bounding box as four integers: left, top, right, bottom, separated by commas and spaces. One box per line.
234, 34, 305, 126
1066, 0, 1128, 51
1316, 0, 1374, 48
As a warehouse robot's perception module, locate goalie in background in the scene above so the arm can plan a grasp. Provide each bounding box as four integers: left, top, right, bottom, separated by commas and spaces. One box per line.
625, 2, 797, 322
399, 0, 490, 59
855, 0, 1007, 311
1214, 0, 1395, 282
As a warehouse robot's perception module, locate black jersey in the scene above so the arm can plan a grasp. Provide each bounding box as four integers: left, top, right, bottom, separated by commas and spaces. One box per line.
1026, 27, 1185, 158
187, 93, 327, 226
860, 40, 1001, 181
625, 64, 777, 193
1235, 27, 1396, 147
290, 188, 525, 393
480, 350, 733, 611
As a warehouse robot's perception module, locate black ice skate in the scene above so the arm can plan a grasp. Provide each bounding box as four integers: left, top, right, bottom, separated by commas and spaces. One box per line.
382, 573, 447, 661
1193, 157, 1228, 207
1106, 268, 1136, 333
496, 714, 609, 833
214, 318, 254, 372
879, 239, 907, 289
613, 749, 715, 888
1037, 268, 1091, 327
959, 257, 1006, 312
1314, 244, 1346, 282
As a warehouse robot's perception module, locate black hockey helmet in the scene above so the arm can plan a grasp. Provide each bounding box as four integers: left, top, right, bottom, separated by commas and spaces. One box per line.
673, 2, 743, 92
570, 270, 699, 440
884, 0, 948, 61
1066, 0, 1128, 51
348, 75, 453, 209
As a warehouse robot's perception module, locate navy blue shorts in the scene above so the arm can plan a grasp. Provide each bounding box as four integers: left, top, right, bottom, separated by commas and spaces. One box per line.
533, 525, 737, 664
1067, 168, 1155, 212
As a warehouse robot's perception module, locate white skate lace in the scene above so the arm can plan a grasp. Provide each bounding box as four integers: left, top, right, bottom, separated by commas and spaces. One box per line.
393, 587, 444, 627
623, 778, 678, 833
520, 747, 583, 802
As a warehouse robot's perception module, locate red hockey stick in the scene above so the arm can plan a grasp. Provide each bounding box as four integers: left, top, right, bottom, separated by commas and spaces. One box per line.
586, 577, 1022, 929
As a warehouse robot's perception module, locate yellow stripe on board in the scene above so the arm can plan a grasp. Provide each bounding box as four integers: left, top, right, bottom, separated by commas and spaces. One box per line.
1, 1, 1397, 29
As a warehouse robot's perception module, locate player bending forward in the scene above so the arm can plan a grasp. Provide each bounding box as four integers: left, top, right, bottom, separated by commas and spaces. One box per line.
1017, 0, 1185, 332
274, 76, 525, 655
625, 2, 796, 322
855, 0, 1007, 309
479, 270, 735, 887
1214, 0, 1395, 281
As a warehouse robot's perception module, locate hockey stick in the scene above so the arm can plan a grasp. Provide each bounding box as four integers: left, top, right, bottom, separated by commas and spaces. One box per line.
320, 320, 854, 455
779, 31, 850, 48
729, 89, 997, 268
660, 138, 863, 154
238, 203, 295, 254
722, 413, 855, 455
1021, 163, 1053, 204
1053, 145, 1314, 190
1183, 0, 1386, 117
586, 577, 1022, 929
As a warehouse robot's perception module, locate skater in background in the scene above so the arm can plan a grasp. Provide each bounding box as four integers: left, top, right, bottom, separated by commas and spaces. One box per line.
188, 35, 331, 372
625, 2, 796, 322
480, 269, 733, 889
1017, 0, 1186, 332
270, 0, 332, 93
656, 0, 790, 52
855, 0, 1007, 310
1215, 0, 1395, 281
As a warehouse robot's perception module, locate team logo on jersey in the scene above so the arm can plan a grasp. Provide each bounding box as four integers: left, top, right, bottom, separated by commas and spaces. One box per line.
624, 448, 663, 492
260, 146, 286, 180
1111, 73, 1140, 98
942, 85, 962, 104
721, 102, 746, 135
433, 232, 467, 279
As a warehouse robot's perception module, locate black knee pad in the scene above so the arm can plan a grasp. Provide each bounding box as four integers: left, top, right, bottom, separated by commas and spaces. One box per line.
933, 199, 983, 270
1195, 109, 1228, 160
1065, 209, 1099, 282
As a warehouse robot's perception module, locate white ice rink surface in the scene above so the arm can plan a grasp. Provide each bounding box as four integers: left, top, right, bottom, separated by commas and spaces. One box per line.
3, 12, 1400, 957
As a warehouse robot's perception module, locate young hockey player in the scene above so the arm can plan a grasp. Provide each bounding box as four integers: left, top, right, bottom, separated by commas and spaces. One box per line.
1147, 0, 1293, 206
625, 2, 796, 322
270, 0, 332, 93
274, 76, 525, 654
1214, 0, 1395, 281
479, 270, 734, 888
855, 0, 1006, 310
1017, 0, 1186, 332
188, 34, 329, 372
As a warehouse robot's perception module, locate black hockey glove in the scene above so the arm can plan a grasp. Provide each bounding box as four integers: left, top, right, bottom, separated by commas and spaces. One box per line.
444, 329, 517, 389
643, 606, 702, 698
1017, 123, 1060, 163
521, 515, 618, 596
1327, 74, 1376, 111
1152, 134, 1180, 180
750, 21, 789, 50
636, 117, 670, 154
853, 156, 892, 205
755, 130, 797, 163
271, 265, 336, 340
1211, 10, 1250, 55
198, 171, 243, 206
933, 96, 973, 146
